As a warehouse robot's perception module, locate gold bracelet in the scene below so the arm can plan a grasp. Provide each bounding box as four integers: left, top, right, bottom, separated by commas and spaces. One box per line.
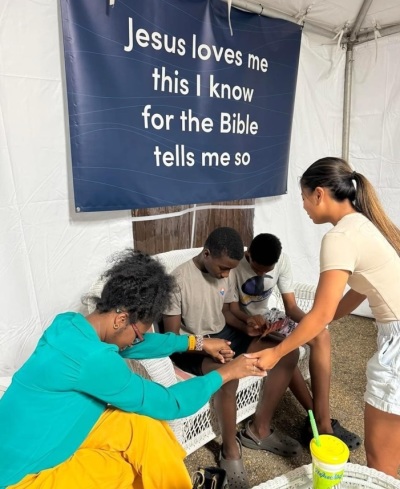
188, 335, 196, 351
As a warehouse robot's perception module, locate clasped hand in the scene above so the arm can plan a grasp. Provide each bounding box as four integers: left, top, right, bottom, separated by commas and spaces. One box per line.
246, 315, 266, 336
246, 315, 286, 339
203, 338, 234, 363
245, 347, 280, 371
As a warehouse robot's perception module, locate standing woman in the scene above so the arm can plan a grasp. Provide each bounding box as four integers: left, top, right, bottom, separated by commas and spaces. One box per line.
248, 157, 400, 478
0, 250, 264, 489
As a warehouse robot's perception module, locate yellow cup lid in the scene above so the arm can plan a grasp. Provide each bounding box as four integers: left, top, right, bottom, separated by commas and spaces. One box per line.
310, 434, 349, 464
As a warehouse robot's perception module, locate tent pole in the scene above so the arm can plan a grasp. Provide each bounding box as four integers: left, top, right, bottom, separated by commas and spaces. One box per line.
342, 0, 372, 160
342, 43, 354, 161
349, 0, 374, 42
356, 24, 400, 44
229, 0, 334, 38
231, 0, 296, 24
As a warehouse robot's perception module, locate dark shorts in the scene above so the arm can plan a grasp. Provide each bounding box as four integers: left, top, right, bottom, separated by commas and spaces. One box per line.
171, 325, 252, 376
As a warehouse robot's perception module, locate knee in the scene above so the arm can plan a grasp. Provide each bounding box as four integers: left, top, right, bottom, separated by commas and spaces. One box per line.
106, 410, 167, 441
218, 379, 239, 397
125, 412, 159, 434
308, 328, 330, 348
290, 348, 300, 367
278, 348, 299, 369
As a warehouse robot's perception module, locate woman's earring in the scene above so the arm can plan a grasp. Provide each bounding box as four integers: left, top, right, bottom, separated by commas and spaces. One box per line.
114, 308, 123, 329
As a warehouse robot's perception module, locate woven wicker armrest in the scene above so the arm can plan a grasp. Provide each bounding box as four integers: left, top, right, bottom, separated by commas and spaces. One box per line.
126, 356, 178, 386
272, 282, 316, 312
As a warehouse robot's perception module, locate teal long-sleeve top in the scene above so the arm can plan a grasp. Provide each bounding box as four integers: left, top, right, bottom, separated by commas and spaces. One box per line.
0, 312, 223, 488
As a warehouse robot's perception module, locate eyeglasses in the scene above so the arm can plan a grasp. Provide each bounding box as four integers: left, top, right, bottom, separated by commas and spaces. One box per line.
130, 323, 144, 344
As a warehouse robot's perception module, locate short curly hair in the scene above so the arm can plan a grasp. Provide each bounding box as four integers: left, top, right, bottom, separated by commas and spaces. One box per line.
249, 233, 282, 266
86, 249, 176, 324
204, 227, 244, 261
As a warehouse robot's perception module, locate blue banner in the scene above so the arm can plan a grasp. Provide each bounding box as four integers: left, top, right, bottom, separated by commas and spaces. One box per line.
60, 0, 301, 212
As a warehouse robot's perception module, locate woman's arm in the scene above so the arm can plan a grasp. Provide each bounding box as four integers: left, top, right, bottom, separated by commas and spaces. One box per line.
248, 269, 350, 370
120, 331, 189, 359
78, 347, 264, 420
78, 348, 222, 419
333, 288, 366, 320
161, 313, 233, 362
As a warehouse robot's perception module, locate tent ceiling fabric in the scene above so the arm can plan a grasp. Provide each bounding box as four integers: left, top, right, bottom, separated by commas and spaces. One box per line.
231, 0, 400, 41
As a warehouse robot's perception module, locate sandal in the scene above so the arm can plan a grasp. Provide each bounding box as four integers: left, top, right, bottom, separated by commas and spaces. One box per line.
300, 417, 362, 451
218, 436, 249, 489
239, 420, 301, 457
331, 419, 362, 451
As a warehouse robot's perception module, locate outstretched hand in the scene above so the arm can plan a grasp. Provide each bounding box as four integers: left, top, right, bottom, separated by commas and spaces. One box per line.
244, 347, 281, 371
203, 338, 234, 363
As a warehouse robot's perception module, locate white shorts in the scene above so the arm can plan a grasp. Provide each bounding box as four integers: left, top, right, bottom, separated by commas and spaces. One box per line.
364, 321, 400, 415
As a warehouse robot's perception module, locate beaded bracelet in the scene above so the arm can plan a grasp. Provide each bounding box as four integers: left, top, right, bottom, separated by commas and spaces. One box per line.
194, 335, 203, 351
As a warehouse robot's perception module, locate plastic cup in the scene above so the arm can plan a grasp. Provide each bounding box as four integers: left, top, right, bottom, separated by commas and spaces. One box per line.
310, 434, 349, 488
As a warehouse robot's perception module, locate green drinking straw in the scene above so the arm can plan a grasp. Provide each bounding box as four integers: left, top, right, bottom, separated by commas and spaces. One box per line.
308, 409, 321, 447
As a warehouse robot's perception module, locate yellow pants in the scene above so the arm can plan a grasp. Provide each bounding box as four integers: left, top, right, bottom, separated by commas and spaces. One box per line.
9, 409, 192, 489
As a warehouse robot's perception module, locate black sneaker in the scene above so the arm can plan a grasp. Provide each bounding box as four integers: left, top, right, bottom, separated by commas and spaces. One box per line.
300, 417, 362, 451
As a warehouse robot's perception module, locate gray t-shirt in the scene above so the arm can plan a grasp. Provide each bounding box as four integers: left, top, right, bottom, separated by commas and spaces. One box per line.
225, 253, 294, 316
164, 259, 231, 335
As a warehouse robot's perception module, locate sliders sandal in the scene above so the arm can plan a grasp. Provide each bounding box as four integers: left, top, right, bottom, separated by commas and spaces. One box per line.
331, 419, 362, 451
301, 417, 362, 451
239, 420, 301, 457
218, 436, 249, 489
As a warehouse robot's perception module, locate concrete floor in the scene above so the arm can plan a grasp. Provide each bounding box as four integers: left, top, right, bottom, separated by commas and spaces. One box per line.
184, 315, 380, 487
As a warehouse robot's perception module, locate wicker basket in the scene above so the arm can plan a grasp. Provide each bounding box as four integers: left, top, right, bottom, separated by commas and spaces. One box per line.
251, 463, 400, 488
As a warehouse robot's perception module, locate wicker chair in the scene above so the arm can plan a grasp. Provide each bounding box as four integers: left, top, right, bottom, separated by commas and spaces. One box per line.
87, 248, 316, 455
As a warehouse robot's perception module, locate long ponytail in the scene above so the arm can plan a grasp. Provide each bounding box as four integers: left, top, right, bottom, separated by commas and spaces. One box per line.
301, 157, 400, 253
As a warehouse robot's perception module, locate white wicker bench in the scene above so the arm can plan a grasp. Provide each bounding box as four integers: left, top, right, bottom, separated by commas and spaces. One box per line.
121, 248, 316, 455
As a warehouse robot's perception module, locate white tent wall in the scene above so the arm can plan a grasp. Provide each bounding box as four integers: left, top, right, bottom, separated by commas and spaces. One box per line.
1, 1, 400, 378
0, 1, 133, 378
255, 33, 344, 285
255, 32, 400, 317
351, 34, 400, 231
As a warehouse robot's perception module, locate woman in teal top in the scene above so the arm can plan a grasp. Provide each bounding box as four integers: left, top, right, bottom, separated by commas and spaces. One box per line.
0, 250, 264, 489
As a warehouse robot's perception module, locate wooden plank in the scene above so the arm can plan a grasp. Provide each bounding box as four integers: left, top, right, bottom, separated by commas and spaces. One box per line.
132, 200, 254, 253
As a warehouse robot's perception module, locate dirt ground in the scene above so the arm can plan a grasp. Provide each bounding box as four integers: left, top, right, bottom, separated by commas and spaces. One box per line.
184, 315, 386, 487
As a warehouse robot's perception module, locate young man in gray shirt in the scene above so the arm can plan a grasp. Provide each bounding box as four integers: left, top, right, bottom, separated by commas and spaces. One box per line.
163, 228, 301, 489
